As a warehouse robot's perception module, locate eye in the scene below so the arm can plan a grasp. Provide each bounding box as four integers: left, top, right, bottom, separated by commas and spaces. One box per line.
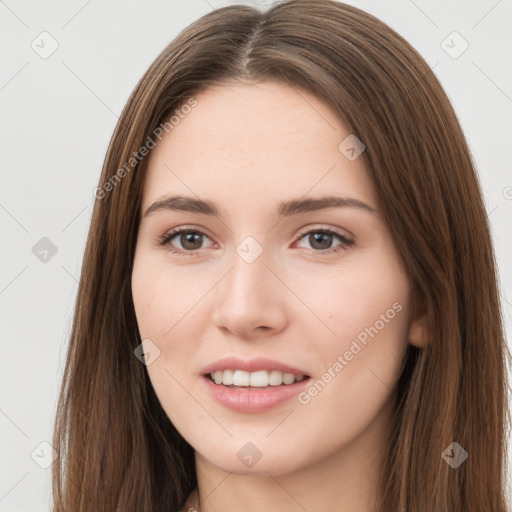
158, 227, 214, 256
294, 227, 354, 255
157, 225, 354, 256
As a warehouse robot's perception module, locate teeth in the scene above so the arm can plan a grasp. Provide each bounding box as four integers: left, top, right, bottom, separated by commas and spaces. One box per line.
222, 369, 233, 385
249, 370, 268, 387
210, 369, 307, 387
233, 370, 250, 386
268, 370, 283, 386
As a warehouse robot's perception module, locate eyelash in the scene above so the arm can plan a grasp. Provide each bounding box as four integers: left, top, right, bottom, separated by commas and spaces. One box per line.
156, 226, 354, 257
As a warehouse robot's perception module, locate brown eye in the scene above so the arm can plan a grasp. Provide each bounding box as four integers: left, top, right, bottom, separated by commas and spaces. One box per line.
159, 228, 213, 255
308, 232, 334, 250
295, 228, 353, 254
178, 231, 204, 251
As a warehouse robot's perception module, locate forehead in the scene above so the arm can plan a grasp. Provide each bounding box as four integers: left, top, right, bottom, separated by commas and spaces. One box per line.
141, 80, 378, 214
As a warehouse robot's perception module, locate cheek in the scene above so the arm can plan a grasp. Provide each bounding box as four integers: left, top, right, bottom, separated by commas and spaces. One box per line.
131, 256, 206, 441
131, 251, 212, 397
333, 279, 409, 352
287, 259, 410, 463
131, 251, 208, 342
295, 247, 411, 371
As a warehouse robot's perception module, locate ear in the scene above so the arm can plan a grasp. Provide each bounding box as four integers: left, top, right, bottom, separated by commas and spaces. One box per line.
408, 315, 429, 348
407, 291, 430, 349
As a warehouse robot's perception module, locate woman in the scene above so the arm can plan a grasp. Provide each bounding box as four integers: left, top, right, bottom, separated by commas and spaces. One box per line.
51, 1, 511, 511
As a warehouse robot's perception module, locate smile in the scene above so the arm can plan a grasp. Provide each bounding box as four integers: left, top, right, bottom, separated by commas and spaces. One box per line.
209, 369, 307, 387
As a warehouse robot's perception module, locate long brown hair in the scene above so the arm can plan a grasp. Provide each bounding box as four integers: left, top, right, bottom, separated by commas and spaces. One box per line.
51, 1, 511, 510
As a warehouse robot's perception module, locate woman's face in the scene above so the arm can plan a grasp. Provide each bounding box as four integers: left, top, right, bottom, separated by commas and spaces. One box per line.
132, 80, 419, 477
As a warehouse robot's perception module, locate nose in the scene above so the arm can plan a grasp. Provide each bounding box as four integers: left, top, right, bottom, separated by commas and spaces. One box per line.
211, 244, 288, 339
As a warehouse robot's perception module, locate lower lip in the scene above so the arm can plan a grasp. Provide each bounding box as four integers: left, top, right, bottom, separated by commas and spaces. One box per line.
202, 375, 311, 413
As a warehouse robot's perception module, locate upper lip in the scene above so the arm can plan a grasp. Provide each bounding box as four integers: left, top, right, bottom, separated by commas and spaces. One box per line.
201, 357, 310, 376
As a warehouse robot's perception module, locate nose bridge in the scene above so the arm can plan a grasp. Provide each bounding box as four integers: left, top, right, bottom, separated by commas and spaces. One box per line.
226, 236, 274, 303
212, 235, 287, 335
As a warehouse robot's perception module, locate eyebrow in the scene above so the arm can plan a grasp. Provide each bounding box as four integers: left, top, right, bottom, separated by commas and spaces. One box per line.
143, 194, 377, 218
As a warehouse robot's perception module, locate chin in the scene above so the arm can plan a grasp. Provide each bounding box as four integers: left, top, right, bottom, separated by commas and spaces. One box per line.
194, 437, 316, 477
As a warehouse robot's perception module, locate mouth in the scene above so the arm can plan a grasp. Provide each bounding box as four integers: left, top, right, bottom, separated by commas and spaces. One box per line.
200, 357, 311, 412
205, 369, 310, 389
201, 369, 311, 413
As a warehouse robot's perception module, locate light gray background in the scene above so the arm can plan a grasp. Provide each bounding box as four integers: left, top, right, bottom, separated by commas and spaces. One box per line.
1, 0, 511, 510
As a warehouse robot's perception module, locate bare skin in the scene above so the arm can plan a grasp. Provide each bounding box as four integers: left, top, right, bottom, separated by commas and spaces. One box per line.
131, 80, 427, 512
